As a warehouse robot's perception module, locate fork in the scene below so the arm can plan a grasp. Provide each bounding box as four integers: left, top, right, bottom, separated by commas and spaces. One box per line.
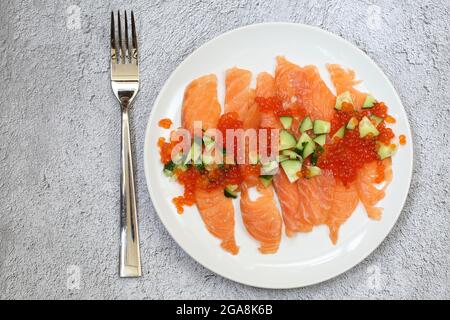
110, 10, 141, 278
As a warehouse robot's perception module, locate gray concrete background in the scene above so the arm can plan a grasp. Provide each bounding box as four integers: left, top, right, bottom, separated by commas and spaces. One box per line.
0, 0, 449, 300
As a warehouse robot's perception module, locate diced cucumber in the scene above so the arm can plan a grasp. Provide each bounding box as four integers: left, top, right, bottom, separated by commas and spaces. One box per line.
259, 175, 273, 188
335, 91, 353, 110
172, 152, 184, 165
248, 151, 259, 165
202, 154, 215, 166
277, 155, 289, 163
299, 116, 313, 132
296, 132, 313, 151
302, 141, 316, 159
370, 115, 383, 125
184, 140, 202, 164
164, 161, 176, 172
203, 135, 215, 151
362, 94, 377, 109
377, 142, 396, 160
279, 116, 293, 130
310, 147, 322, 166
195, 163, 206, 171
282, 149, 300, 160
313, 134, 327, 147
261, 160, 279, 175
279, 130, 297, 150
332, 126, 345, 140
313, 120, 331, 134
281, 160, 303, 183
346, 117, 359, 130
176, 164, 188, 172
305, 166, 322, 178
224, 185, 239, 199
163, 169, 174, 177
359, 116, 380, 138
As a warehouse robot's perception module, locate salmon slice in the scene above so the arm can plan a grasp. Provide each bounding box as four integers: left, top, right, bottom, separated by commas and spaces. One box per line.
256, 72, 282, 129
327, 64, 368, 110
297, 171, 335, 226
356, 158, 393, 220
195, 188, 239, 255
243, 89, 261, 129
240, 184, 283, 254
237, 73, 282, 253
256, 72, 311, 235
275, 56, 335, 121
326, 181, 359, 244
225, 68, 252, 121
181, 74, 222, 135
182, 74, 238, 255
273, 170, 313, 235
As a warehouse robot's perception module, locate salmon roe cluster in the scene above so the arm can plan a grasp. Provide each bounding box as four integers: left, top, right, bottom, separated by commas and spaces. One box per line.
320, 102, 396, 185
160, 112, 264, 213
158, 118, 173, 129
255, 96, 306, 118
158, 137, 178, 164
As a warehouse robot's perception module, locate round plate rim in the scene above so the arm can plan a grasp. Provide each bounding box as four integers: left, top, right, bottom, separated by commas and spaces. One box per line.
143, 22, 414, 289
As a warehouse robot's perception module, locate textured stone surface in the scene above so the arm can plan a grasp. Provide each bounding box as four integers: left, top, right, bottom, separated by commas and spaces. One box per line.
0, 0, 449, 300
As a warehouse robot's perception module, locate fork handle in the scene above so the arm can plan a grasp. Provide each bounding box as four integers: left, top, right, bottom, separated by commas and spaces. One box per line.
119, 105, 142, 278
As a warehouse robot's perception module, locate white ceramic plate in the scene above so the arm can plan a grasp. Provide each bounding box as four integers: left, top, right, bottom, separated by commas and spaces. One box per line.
143, 23, 413, 289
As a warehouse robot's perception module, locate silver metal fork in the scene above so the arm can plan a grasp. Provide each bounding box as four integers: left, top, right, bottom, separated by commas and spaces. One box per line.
110, 10, 141, 278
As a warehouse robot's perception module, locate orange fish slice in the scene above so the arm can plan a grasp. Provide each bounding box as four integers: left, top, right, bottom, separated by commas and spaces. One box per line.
256, 71, 312, 235
182, 75, 238, 255
195, 188, 239, 255
297, 172, 335, 226
256, 72, 282, 129
240, 184, 283, 254
182, 74, 222, 135
243, 89, 261, 129
237, 74, 283, 253
273, 170, 313, 235
325, 180, 359, 244
356, 158, 393, 220
225, 67, 252, 121
326, 64, 368, 110
275, 56, 335, 121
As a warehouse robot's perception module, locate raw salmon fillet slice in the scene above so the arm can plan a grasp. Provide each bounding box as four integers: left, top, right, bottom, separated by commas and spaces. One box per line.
273, 170, 313, 235
243, 89, 261, 130
297, 171, 335, 226
256, 72, 282, 129
195, 188, 239, 255
237, 76, 283, 253
275, 56, 336, 121
326, 180, 359, 244
356, 158, 393, 220
327, 64, 368, 110
225, 68, 252, 121
256, 71, 312, 235
182, 74, 238, 255
181, 74, 222, 135
240, 184, 283, 254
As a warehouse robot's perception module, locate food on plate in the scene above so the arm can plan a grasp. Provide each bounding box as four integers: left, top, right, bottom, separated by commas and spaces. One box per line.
157, 56, 404, 254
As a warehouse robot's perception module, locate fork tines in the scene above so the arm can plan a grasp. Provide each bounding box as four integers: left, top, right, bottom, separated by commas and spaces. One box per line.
111, 10, 138, 65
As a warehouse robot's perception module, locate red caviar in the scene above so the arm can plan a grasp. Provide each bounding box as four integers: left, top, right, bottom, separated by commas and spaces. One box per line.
399, 134, 407, 145
320, 102, 396, 185
255, 96, 306, 118
172, 164, 245, 213
172, 166, 200, 213
318, 129, 379, 185
158, 137, 178, 164
385, 115, 396, 124
158, 118, 173, 129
